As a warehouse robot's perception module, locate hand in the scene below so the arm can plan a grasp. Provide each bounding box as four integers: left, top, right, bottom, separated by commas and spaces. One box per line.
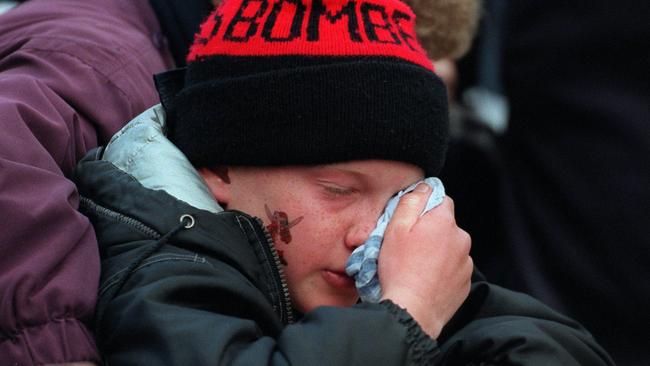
379, 184, 472, 339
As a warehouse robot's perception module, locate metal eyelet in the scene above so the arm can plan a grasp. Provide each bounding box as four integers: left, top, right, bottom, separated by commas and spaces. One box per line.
180, 214, 195, 229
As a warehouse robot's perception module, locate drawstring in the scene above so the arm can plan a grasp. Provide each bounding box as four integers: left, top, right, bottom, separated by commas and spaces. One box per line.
95, 214, 195, 352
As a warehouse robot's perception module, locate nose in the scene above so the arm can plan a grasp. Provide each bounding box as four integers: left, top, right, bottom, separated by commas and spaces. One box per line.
344, 216, 376, 250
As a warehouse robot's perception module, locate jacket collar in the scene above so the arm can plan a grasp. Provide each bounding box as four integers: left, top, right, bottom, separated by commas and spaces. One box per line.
103, 104, 223, 214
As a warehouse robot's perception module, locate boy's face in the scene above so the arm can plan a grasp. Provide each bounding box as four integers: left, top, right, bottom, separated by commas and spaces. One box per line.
203, 160, 423, 312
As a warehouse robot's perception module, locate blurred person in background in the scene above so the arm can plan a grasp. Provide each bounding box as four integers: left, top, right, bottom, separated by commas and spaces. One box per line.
0, 0, 213, 364
440, 1, 649, 364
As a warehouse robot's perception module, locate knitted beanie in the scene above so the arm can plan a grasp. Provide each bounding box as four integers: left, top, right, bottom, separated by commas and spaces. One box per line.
158, 0, 449, 176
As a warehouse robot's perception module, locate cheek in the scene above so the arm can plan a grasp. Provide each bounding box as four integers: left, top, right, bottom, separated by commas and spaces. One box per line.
297, 212, 344, 244
282, 215, 339, 263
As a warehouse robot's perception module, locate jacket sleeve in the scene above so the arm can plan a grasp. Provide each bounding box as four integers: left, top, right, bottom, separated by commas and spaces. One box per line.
0, 49, 102, 364
435, 274, 615, 365
96, 242, 439, 366
0, 21, 168, 366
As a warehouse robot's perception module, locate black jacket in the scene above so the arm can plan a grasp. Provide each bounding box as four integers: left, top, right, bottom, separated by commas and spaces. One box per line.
75, 142, 613, 365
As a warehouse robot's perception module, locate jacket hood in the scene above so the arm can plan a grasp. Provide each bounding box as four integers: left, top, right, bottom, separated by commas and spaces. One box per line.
103, 104, 223, 214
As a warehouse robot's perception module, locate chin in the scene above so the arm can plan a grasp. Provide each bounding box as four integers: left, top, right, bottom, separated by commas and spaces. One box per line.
297, 295, 359, 313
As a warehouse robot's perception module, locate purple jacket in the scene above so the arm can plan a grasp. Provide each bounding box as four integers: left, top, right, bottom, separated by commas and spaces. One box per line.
0, 0, 173, 363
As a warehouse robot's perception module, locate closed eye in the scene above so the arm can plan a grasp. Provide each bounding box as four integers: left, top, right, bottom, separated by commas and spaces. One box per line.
323, 185, 355, 196
316, 179, 358, 197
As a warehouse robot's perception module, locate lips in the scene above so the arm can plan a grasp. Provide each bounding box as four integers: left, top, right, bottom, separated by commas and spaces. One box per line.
322, 269, 356, 289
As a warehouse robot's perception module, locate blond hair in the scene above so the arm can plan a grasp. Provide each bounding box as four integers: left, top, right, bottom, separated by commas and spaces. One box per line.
403, 0, 481, 60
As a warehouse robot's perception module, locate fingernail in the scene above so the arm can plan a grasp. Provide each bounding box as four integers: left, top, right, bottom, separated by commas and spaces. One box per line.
415, 183, 430, 192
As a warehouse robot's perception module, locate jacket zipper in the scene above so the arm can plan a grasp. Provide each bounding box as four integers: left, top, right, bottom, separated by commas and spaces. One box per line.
83, 195, 294, 324
255, 217, 295, 324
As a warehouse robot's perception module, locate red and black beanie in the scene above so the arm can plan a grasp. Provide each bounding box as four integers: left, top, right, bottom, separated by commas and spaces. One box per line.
156, 0, 449, 176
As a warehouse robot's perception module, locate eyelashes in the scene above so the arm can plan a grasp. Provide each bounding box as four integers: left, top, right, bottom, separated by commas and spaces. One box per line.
317, 180, 357, 197
323, 185, 355, 196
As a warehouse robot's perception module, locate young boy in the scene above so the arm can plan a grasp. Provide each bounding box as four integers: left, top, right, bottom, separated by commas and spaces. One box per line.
74, 0, 613, 364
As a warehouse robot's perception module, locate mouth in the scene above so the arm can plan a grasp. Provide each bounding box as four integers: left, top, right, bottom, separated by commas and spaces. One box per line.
322, 269, 356, 289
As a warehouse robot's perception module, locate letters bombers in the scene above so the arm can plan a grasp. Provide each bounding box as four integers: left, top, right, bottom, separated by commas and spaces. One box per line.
73, 0, 614, 364
190, 0, 432, 69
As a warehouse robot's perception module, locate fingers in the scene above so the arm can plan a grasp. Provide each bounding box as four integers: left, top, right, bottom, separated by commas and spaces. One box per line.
428, 196, 455, 222
444, 195, 455, 214
379, 191, 473, 339
389, 183, 432, 232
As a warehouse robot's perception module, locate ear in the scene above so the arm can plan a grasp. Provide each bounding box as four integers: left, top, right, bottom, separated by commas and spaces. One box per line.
197, 166, 231, 206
